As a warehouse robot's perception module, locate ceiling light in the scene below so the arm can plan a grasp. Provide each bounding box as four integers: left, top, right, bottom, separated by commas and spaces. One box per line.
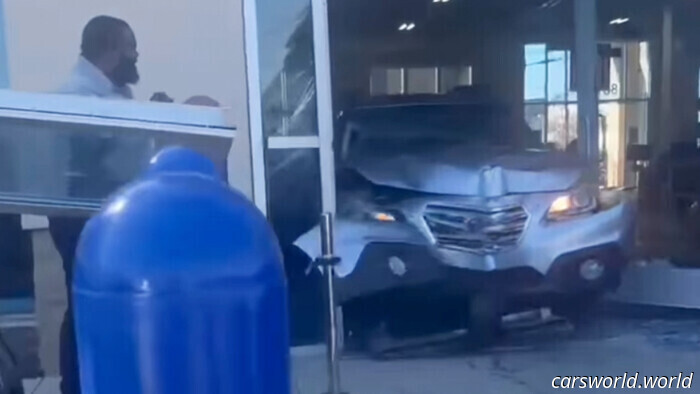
539, 0, 562, 9
433, 0, 450, 3
399, 22, 416, 31
610, 17, 630, 25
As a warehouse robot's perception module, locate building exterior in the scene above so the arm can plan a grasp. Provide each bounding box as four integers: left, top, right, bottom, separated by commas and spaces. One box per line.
0, 0, 698, 377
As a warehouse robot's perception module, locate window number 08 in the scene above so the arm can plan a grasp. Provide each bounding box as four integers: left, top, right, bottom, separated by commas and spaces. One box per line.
604, 83, 619, 96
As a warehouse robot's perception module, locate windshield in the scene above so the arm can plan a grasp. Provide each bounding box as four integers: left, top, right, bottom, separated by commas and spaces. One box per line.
344, 103, 515, 149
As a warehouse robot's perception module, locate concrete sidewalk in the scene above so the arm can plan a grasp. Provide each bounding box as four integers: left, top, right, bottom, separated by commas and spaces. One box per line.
23, 316, 700, 393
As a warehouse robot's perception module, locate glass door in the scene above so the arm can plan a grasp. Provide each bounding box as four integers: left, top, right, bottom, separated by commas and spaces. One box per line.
244, 0, 336, 345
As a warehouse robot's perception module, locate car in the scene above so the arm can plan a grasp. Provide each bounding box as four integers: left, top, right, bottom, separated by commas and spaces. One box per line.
294, 94, 637, 347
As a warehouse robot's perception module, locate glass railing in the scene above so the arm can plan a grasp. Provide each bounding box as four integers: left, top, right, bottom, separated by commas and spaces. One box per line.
0, 91, 235, 216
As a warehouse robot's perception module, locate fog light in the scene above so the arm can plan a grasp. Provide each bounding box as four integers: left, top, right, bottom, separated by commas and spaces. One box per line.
579, 259, 605, 281
388, 256, 407, 277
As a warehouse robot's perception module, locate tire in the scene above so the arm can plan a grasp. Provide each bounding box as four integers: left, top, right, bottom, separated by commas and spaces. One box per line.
465, 293, 503, 349
365, 322, 393, 358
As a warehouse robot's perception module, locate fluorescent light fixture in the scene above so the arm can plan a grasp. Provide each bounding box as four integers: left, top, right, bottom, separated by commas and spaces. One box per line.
539, 0, 562, 9
610, 17, 630, 25
399, 22, 416, 31
433, 0, 450, 3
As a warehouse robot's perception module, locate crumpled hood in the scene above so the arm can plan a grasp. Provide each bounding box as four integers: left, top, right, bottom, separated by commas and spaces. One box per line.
346, 144, 586, 196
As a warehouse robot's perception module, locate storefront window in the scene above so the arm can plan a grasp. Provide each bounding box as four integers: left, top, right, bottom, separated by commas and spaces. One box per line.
0, 2, 237, 311
525, 44, 547, 102
3, 1, 240, 107
524, 39, 650, 186
253, 0, 317, 137
0, 1, 238, 204
369, 66, 472, 96
525, 43, 578, 149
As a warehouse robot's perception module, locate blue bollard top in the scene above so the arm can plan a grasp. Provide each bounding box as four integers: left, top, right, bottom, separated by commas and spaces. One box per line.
145, 146, 221, 180
74, 147, 284, 294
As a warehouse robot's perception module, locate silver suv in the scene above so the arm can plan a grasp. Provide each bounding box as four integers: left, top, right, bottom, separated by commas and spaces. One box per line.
295, 96, 636, 344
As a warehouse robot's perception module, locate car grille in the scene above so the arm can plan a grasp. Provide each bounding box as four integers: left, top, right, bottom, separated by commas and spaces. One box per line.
423, 204, 528, 254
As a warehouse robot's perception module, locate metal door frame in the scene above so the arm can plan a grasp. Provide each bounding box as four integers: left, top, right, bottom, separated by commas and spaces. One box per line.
243, 0, 337, 217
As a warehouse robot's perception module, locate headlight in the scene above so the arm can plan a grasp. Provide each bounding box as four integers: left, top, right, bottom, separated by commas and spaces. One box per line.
547, 189, 597, 220
370, 211, 397, 222
367, 209, 404, 222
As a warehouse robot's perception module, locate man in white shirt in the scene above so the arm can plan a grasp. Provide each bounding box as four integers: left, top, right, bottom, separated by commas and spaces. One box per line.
53, 17, 221, 392
58, 16, 139, 99
51, 15, 141, 394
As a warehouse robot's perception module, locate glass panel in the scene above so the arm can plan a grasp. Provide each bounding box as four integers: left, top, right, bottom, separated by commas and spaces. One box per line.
599, 102, 623, 187
625, 42, 652, 100
0, 214, 32, 302
544, 103, 578, 152
0, 105, 232, 214
524, 103, 546, 144
439, 66, 472, 93
547, 104, 570, 150
598, 100, 649, 188
525, 44, 547, 102
625, 101, 650, 146
547, 50, 567, 102
0, 4, 239, 313
328, 0, 578, 357
254, 0, 317, 136
265, 148, 323, 346
567, 103, 579, 148
253, 0, 324, 346
566, 51, 578, 102
370, 68, 405, 96
4, 2, 237, 107
266, 148, 321, 246
406, 67, 437, 94
599, 43, 624, 101
386, 69, 405, 95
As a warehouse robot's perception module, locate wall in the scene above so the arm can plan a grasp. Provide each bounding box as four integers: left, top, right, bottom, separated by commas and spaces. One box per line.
670, 38, 698, 145
331, 27, 518, 104
477, 31, 525, 135
3, 0, 252, 196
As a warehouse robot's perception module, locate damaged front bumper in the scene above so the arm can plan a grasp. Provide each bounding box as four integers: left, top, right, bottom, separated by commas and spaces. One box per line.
295, 190, 637, 303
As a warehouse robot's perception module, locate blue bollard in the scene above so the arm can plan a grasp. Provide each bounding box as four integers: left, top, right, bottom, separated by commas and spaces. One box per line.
73, 148, 290, 393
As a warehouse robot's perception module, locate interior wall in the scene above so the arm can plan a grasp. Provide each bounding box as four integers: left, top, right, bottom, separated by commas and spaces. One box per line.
671, 37, 699, 145
331, 8, 575, 138
4, 0, 253, 196
477, 31, 525, 134
331, 27, 517, 104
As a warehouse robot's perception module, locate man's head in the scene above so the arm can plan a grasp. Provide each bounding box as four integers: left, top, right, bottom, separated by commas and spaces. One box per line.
81, 15, 139, 87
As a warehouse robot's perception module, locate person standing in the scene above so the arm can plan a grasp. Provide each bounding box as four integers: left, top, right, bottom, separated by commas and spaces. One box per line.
53, 16, 220, 393
53, 15, 141, 394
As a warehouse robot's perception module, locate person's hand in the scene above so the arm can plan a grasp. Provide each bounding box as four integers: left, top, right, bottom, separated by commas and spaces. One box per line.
150, 92, 174, 103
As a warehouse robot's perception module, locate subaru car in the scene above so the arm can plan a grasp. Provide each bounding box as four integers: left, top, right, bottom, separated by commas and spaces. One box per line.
295, 94, 637, 344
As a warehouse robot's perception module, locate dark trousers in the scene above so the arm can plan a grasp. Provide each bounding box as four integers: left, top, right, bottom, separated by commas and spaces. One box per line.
49, 217, 88, 394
